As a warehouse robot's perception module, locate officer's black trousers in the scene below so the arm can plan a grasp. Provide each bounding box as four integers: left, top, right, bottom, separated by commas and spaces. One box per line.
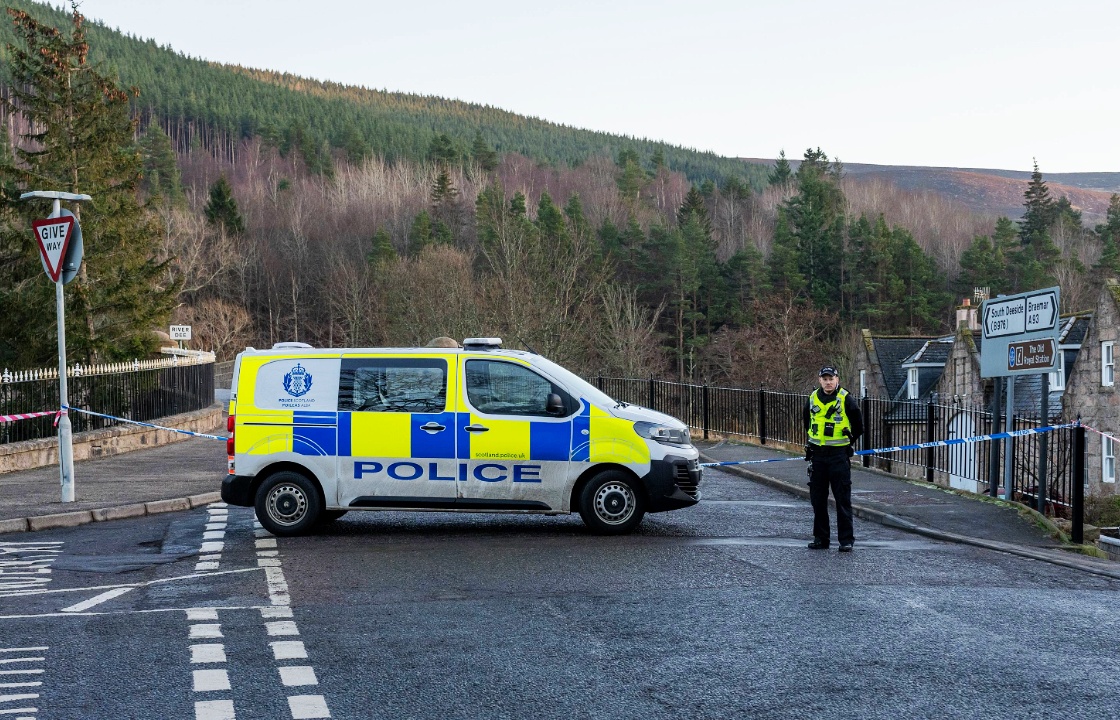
808, 451, 854, 546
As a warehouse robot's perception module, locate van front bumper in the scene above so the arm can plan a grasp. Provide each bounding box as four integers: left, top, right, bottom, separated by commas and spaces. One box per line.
641, 455, 702, 512
221, 475, 255, 507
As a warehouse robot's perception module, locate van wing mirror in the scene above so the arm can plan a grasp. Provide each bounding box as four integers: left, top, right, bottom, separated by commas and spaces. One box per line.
546, 393, 565, 416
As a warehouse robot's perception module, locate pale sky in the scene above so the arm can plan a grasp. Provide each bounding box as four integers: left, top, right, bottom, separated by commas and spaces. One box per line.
73, 0, 1119, 173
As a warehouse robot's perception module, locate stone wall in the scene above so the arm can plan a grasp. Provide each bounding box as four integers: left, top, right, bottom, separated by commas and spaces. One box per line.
1064, 280, 1120, 497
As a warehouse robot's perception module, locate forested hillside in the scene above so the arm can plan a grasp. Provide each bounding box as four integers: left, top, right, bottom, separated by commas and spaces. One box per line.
0, 0, 769, 188
2, 3, 1119, 393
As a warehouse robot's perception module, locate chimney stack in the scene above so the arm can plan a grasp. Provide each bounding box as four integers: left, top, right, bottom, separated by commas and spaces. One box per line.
956, 298, 980, 331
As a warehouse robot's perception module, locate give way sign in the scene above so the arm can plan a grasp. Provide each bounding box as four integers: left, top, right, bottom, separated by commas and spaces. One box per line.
31, 215, 76, 282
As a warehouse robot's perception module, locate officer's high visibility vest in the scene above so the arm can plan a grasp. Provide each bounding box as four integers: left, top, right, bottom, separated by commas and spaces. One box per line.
807, 387, 852, 446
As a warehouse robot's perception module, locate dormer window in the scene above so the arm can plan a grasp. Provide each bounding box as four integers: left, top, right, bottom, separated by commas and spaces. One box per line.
908, 368, 919, 399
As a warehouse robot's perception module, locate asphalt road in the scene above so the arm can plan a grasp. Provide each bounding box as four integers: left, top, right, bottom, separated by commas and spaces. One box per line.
2, 468, 1118, 720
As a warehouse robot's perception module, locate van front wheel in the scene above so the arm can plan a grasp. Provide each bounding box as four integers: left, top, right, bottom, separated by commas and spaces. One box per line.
255, 471, 321, 537
579, 470, 646, 535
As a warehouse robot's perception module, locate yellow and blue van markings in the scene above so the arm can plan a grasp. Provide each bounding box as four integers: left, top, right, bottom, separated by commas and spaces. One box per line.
259, 399, 643, 465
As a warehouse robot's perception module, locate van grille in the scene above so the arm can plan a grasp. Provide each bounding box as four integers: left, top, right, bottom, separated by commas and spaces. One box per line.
675, 460, 701, 499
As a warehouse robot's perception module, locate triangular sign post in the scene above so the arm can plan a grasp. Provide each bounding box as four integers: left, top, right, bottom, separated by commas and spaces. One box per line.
32, 215, 76, 282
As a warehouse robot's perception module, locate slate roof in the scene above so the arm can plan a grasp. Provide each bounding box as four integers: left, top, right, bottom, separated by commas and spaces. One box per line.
869, 337, 938, 399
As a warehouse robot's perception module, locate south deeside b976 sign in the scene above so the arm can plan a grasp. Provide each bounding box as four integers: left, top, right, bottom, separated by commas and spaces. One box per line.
979, 287, 1060, 378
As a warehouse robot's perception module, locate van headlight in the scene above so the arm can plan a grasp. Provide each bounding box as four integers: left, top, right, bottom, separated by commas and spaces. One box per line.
633, 421, 692, 446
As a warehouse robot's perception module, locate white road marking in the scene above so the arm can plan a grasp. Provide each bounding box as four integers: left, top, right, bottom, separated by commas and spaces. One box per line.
256, 550, 278, 557
190, 624, 223, 639
193, 669, 231, 692
205, 523, 227, 531
0, 649, 45, 653
257, 558, 281, 568
0, 659, 42, 665
60, 587, 134, 613
0, 543, 62, 592
203, 532, 225, 541
195, 562, 220, 571
0, 694, 38, 703
254, 539, 277, 549
260, 607, 293, 619
191, 645, 226, 664
0, 682, 40, 689
187, 609, 220, 621
279, 666, 318, 687
190, 644, 226, 664
288, 694, 330, 719
270, 641, 307, 661
200, 542, 224, 554
0, 672, 42, 676
265, 621, 298, 637
0, 707, 38, 716
195, 699, 235, 720
0, 567, 260, 600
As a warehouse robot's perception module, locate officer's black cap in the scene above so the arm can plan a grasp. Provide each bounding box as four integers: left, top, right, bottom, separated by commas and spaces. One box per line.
819, 366, 839, 377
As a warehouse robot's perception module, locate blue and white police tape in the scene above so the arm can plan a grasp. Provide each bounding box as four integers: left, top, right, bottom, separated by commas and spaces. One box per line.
62, 405, 226, 441
699, 422, 1079, 468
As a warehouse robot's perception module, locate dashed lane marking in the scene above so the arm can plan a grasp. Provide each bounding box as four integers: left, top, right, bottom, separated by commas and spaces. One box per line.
194, 699, 235, 720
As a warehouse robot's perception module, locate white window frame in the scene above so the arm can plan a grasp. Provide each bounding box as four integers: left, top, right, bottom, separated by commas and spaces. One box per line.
860, 369, 867, 398
908, 368, 919, 400
1103, 341, 1115, 387
1048, 351, 1065, 391
1104, 436, 1116, 484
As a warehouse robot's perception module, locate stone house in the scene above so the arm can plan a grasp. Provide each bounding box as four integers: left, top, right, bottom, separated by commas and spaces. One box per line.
1063, 279, 1120, 497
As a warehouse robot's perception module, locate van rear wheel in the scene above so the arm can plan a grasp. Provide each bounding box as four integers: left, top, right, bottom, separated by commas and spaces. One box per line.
579, 470, 646, 535
255, 471, 321, 537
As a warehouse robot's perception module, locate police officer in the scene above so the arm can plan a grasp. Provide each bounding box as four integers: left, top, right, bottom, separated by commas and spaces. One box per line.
804, 365, 863, 552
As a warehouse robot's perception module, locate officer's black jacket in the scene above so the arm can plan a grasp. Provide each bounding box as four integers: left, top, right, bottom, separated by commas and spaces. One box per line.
803, 387, 864, 456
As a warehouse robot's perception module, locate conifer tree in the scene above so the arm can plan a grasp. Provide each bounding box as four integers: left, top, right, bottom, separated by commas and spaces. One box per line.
138, 123, 183, 204
767, 150, 793, 188
0, 3, 175, 364
470, 131, 498, 172
204, 176, 245, 235
1092, 195, 1120, 280
1019, 160, 1057, 244
367, 227, 396, 266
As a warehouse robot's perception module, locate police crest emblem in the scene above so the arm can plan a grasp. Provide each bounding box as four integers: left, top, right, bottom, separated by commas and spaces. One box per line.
283, 363, 313, 397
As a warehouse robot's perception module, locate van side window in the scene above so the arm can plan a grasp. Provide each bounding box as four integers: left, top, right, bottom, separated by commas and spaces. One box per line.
465, 360, 572, 417
339, 358, 447, 413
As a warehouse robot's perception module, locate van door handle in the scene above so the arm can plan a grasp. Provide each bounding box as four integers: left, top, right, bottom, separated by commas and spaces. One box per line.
464, 424, 489, 433
420, 422, 446, 433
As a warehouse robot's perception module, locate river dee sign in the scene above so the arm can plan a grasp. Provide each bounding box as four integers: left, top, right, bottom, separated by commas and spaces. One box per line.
979, 287, 1060, 377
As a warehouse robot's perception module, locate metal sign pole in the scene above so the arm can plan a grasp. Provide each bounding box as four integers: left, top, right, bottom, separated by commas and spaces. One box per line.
1002, 379, 1014, 500
21, 190, 90, 504
51, 197, 75, 502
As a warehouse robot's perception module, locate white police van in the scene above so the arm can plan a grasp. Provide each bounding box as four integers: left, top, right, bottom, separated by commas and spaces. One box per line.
221, 339, 701, 535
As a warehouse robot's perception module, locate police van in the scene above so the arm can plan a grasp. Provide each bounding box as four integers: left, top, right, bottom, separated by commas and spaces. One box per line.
221, 339, 701, 536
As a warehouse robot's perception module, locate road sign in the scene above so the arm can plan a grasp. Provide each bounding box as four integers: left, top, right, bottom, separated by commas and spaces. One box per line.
170, 325, 192, 341
979, 286, 1060, 377
1006, 338, 1057, 372
32, 215, 76, 282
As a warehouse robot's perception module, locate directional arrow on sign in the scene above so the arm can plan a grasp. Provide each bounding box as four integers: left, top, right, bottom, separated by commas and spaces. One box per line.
31, 215, 76, 282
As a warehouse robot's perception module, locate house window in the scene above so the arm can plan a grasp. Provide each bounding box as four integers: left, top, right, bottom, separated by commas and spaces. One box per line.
908, 368, 919, 400
1049, 352, 1065, 391
1105, 436, 1116, 484
860, 370, 866, 398
1104, 342, 1115, 387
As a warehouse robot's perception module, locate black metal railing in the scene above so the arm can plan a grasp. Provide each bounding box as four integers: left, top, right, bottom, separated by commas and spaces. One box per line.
595, 375, 1074, 516
1, 361, 214, 445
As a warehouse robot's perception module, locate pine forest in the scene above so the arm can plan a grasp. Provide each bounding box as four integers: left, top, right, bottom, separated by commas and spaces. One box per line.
2, 1, 1119, 390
